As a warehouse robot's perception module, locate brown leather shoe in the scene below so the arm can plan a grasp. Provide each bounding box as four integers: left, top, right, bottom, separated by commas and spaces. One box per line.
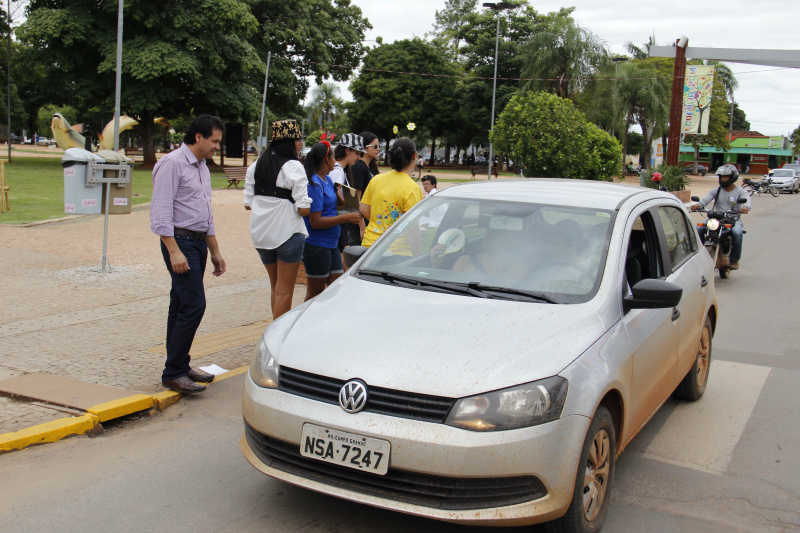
162, 376, 206, 393
187, 368, 214, 383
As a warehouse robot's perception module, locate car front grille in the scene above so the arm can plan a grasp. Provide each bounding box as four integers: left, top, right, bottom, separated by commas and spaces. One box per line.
279, 366, 455, 424
244, 422, 547, 510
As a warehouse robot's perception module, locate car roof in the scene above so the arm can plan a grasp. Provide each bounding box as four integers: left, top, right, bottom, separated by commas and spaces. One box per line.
436, 178, 665, 210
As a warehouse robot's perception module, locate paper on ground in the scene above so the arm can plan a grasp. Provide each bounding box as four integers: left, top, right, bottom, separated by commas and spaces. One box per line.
198, 364, 229, 376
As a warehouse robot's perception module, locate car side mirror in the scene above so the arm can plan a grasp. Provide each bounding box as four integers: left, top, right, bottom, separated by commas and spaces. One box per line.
737, 197, 748, 204
690, 196, 700, 202
624, 279, 683, 310
343, 246, 368, 268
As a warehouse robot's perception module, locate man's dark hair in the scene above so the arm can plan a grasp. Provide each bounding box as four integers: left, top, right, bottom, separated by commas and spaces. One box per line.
183, 114, 225, 145
421, 176, 437, 187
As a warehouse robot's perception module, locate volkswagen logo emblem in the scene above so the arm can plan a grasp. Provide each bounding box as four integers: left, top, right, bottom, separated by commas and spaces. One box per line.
339, 380, 368, 413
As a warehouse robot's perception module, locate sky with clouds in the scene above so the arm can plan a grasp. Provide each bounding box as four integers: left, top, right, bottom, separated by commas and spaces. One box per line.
331, 0, 800, 137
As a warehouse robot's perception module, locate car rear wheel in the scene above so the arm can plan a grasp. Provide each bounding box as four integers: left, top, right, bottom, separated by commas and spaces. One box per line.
546, 406, 615, 533
674, 315, 712, 401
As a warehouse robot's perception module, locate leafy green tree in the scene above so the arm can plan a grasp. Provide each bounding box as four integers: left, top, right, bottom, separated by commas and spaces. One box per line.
731, 103, 750, 131
247, 0, 371, 115
491, 91, 619, 180
626, 131, 644, 156
429, 0, 477, 60
348, 38, 459, 159
37, 103, 78, 136
306, 82, 346, 135
588, 60, 669, 171
456, 2, 544, 148
791, 125, 800, 157
20, 0, 263, 166
521, 15, 609, 100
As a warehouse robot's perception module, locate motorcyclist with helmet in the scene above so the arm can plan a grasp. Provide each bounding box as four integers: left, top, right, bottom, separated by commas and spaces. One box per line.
691, 164, 751, 270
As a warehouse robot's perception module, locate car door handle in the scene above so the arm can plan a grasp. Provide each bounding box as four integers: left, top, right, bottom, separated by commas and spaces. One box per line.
701, 276, 708, 288
672, 308, 681, 321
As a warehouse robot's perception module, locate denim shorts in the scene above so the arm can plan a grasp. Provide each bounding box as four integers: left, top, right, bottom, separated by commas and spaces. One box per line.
302, 242, 344, 278
256, 233, 305, 265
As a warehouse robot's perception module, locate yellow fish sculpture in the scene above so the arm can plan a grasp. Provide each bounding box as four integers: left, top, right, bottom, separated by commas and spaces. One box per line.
50, 112, 171, 152
97, 115, 139, 151
50, 113, 86, 150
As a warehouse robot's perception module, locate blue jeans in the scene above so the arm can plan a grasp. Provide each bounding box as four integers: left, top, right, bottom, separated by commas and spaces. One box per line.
160, 235, 207, 381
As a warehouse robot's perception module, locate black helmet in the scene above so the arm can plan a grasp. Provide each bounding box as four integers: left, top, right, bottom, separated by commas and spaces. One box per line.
716, 164, 739, 187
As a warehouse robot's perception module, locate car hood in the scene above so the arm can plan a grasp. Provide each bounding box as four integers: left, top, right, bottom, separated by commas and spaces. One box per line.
273, 275, 607, 399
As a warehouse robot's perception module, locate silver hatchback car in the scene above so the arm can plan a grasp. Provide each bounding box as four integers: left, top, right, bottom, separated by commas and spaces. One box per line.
241, 180, 718, 532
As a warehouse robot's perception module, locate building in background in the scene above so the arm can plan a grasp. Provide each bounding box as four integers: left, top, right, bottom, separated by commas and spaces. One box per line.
679, 131, 794, 175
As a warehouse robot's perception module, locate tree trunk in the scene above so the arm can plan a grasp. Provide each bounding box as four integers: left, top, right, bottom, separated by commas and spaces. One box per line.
639, 120, 655, 170
455, 146, 462, 165
621, 113, 631, 177
140, 109, 157, 168
430, 138, 437, 168
444, 140, 451, 165
220, 127, 225, 167
693, 146, 700, 174
243, 121, 249, 167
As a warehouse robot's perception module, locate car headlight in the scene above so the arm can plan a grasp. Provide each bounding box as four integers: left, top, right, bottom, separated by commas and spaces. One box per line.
445, 376, 568, 431
249, 337, 280, 389
706, 219, 720, 231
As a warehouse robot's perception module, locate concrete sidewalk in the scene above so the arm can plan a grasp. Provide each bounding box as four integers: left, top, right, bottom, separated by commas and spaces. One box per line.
0, 174, 720, 452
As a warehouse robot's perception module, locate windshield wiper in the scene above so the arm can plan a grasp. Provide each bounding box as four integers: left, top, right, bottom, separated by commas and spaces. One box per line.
357, 269, 558, 303
465, 282, 559, 303
357, 269, 471, 295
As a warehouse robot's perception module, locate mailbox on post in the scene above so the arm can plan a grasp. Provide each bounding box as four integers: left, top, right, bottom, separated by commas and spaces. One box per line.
94, 150, 134, 215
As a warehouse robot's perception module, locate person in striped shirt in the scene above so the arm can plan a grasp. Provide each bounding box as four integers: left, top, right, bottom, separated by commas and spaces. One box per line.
150, 114, 227, 394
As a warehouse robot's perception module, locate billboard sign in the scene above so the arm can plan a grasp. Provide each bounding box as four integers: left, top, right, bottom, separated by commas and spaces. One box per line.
682, 66, 715, 135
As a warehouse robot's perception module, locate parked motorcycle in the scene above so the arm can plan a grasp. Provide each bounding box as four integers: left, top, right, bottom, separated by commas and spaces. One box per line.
691, 195, 748, 279
742, 176, 779, 197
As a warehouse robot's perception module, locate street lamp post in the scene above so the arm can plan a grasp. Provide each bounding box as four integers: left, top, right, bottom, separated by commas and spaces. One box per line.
483, 2, 515, 180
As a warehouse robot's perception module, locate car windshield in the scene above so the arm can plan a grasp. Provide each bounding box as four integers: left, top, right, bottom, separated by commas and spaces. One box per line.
771, 170, 793, 177
355, 197, 614, 304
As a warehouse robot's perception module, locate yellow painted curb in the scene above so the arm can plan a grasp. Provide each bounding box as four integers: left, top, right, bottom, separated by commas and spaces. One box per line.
152, 390, 182, 411
0, 414, 100, 453
86, 394, 155, 422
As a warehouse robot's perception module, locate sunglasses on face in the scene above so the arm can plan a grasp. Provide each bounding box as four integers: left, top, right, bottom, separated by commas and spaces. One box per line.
365, 144, 379, 149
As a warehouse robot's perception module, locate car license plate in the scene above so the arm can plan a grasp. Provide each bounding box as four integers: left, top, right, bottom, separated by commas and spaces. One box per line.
300, 424, 390, 476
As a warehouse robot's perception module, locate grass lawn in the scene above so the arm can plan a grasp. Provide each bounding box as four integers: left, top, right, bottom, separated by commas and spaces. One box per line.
0, 157, 227, 225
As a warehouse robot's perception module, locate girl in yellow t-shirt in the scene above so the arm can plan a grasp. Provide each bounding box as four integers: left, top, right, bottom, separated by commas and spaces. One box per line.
359, 137, 423, 248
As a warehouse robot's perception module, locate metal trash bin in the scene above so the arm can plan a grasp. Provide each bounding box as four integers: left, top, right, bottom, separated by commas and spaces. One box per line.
638, 168, 649, 188
62, 148, 105, 214
96, 150, 135, 214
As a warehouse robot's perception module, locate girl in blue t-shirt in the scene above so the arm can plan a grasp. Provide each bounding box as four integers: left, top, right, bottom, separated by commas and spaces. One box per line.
302, 142, 362, 300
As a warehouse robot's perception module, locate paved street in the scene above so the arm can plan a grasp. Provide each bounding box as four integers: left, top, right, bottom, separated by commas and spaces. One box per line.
1, 179, 798, 532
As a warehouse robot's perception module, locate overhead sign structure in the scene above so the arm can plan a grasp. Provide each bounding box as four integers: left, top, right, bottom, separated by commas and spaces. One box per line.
682, 65, 715, 135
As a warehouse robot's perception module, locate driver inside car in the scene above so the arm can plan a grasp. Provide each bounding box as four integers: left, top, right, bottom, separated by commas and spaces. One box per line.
527, 219, 594, 291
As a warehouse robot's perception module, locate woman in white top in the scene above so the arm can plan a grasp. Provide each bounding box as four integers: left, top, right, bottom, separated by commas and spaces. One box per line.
243, 119, 311, 319
329, 133, 364, 265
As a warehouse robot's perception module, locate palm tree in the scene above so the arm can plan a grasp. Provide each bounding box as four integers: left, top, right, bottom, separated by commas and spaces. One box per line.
307, 82, 345, 134
593, 60, 670, 171
521, 17, 609, 100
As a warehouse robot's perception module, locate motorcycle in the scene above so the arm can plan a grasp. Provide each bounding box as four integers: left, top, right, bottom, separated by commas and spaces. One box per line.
691, 195, 748, 279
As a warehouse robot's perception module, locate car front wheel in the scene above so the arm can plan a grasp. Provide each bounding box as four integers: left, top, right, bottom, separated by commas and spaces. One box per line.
674, 315, 712, 401
546, 406, 615, 533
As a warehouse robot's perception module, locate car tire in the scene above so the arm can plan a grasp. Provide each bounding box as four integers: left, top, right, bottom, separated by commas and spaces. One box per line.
545, 406, 615, 533
674, 315, 713, 401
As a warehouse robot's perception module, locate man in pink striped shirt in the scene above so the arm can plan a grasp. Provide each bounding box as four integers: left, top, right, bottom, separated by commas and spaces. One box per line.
151, 114, 227, 394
